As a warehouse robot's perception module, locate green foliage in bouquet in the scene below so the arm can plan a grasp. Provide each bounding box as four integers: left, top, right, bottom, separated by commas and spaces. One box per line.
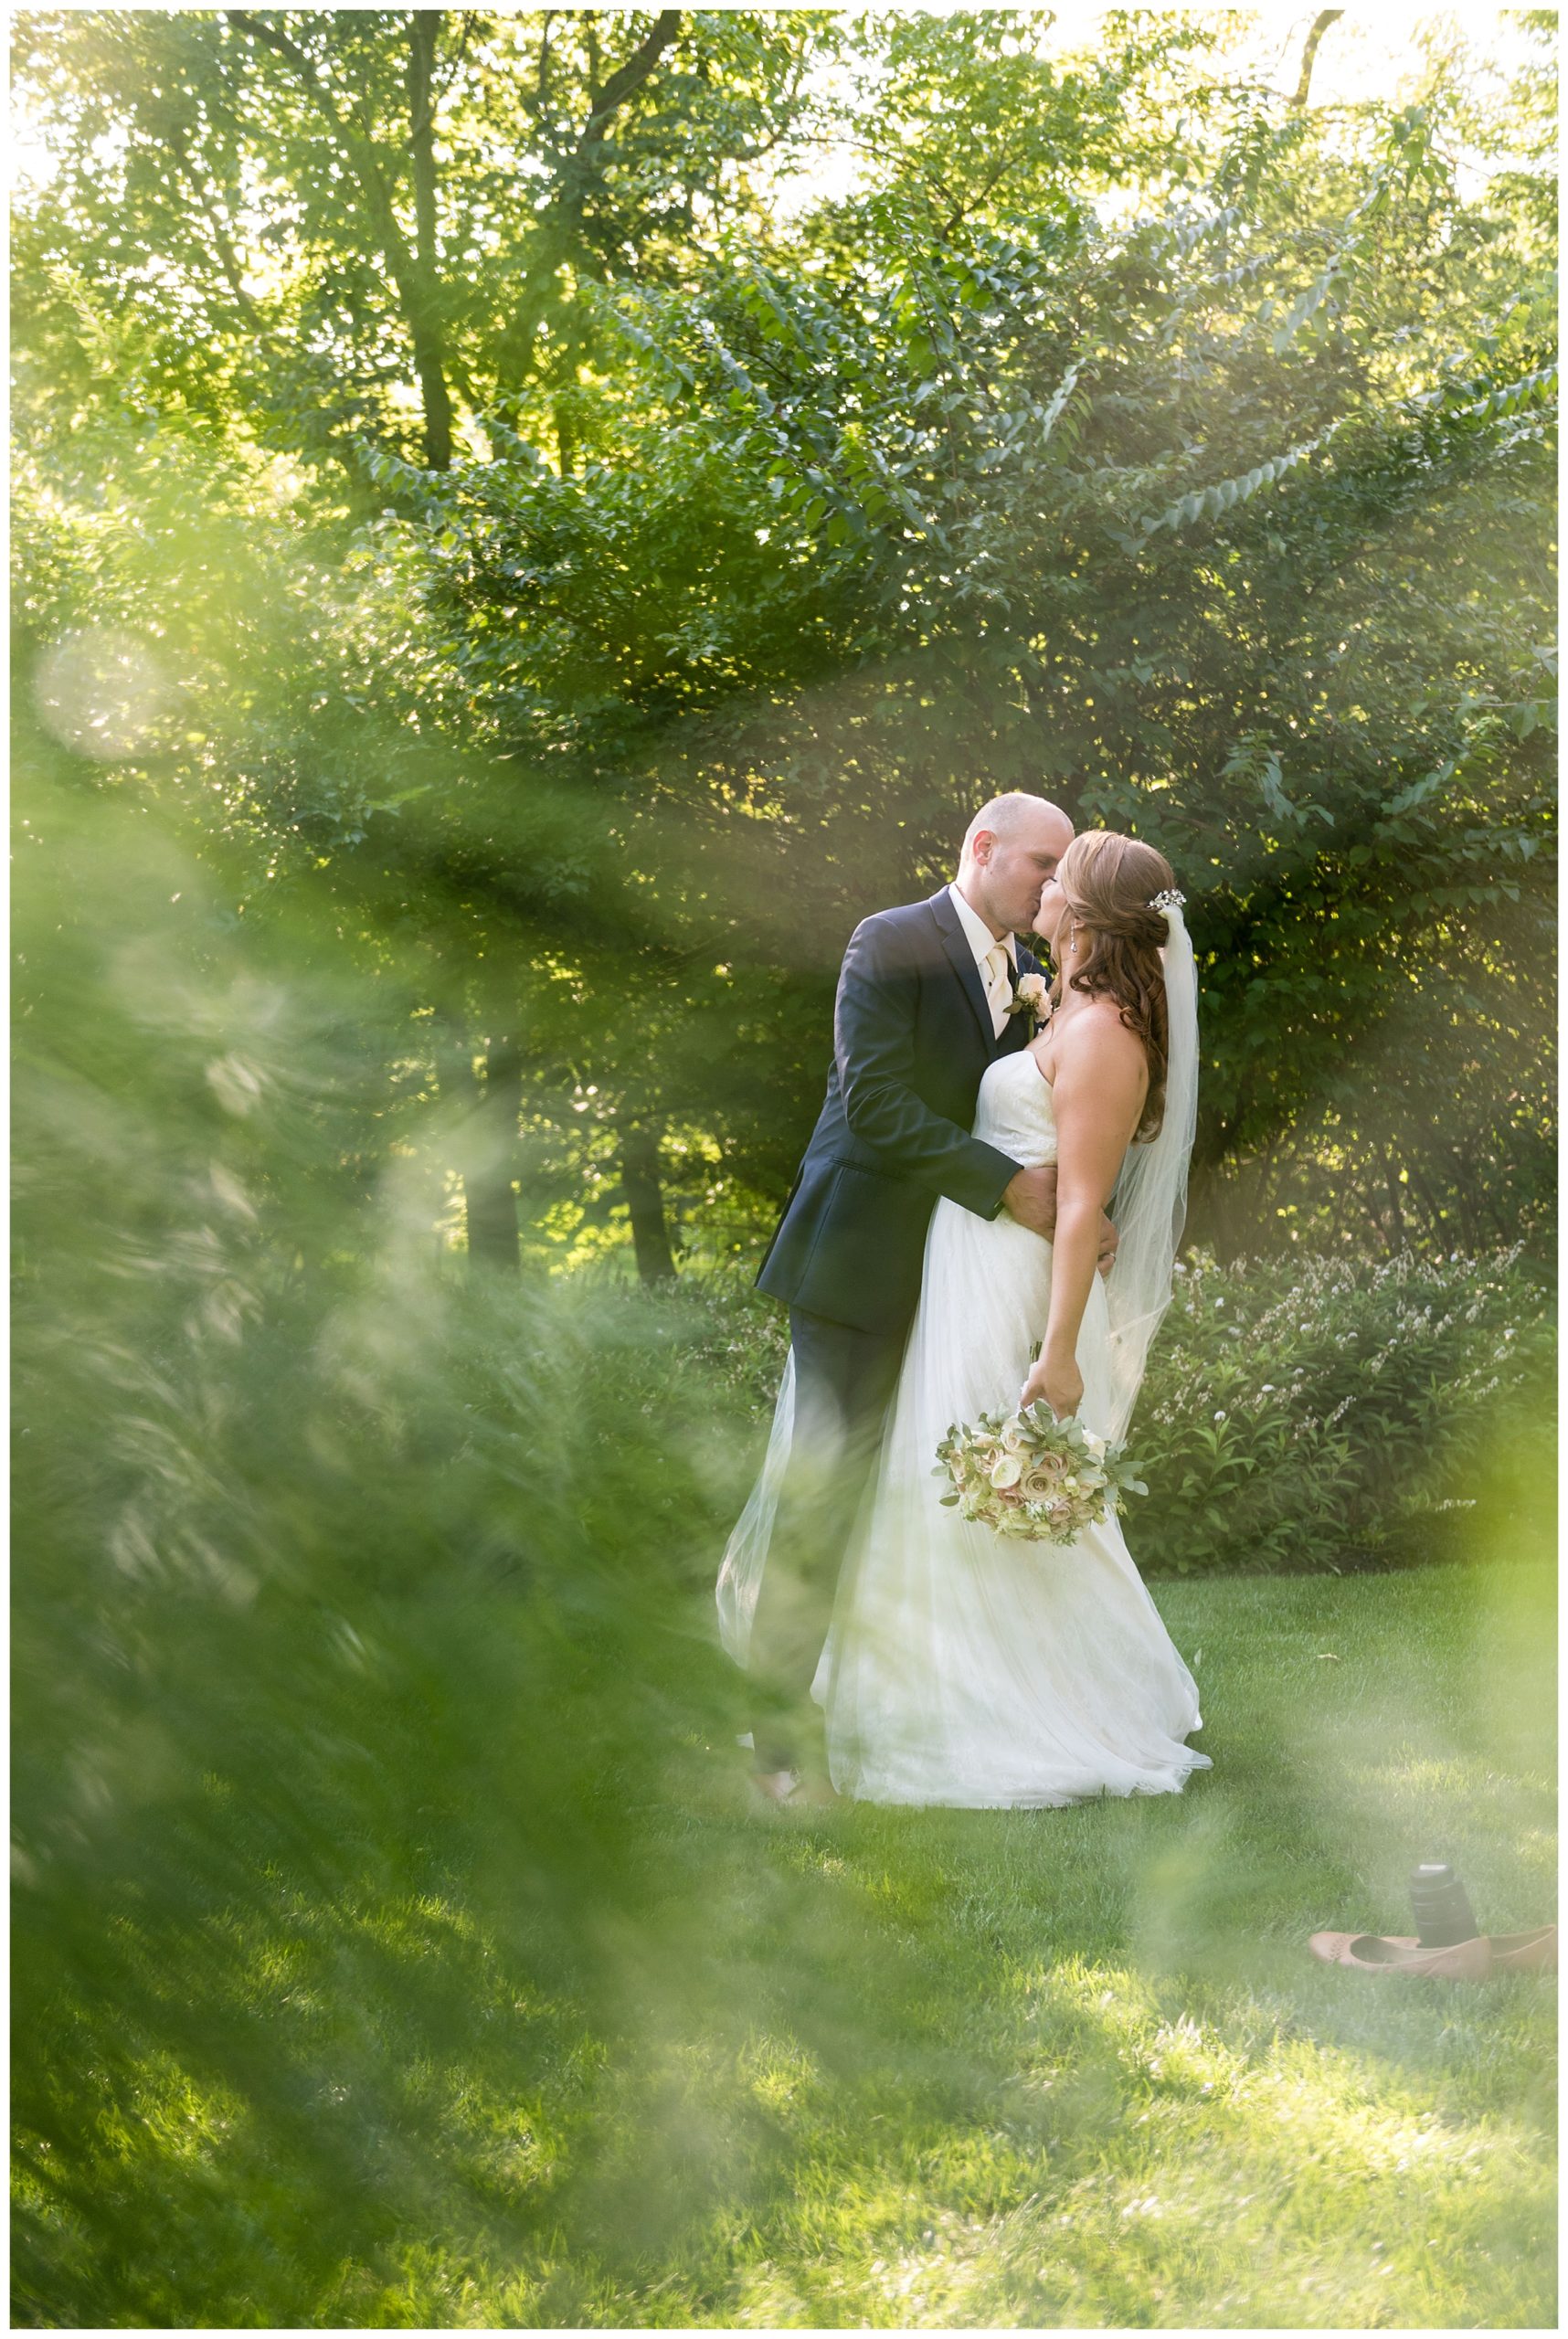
934, 1409, 1148, 1543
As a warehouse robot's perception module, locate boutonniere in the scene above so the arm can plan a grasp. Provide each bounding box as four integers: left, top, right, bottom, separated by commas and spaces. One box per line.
1008, 970, 1051, 1032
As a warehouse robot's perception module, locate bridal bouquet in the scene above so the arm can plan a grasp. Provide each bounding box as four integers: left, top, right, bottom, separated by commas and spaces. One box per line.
933, 1403, 1147, 1544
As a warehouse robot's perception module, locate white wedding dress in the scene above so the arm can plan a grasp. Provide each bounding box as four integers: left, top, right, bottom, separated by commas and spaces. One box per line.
719, 1048, 1211, 1809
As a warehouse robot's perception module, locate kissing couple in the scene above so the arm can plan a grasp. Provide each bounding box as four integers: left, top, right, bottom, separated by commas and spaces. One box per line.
718, 791, 1211, 1810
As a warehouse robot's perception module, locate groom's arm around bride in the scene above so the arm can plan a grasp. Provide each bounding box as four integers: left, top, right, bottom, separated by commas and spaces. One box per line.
756, 900, 1054, 1334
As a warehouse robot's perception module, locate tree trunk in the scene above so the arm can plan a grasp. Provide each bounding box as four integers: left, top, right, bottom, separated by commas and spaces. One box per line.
554, 392, 577, 478
225, 11, 456, 472
1382, 1148, 1407, 1246
1444, 1146, 1481, 1252
1291, 11, 1343, 110
435, 1021, 523, 1273
492, 10, 683, 414
620, 1124, 678, 1285
1402, 1157, 1449, 1244
1192, 1151, 1266, 1264
406, 12, 454, 470
1180, 1156, 1227, 1256
466, 1035, 524, 1272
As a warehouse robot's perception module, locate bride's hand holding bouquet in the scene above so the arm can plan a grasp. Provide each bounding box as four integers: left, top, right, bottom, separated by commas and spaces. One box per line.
1020, 1342, 1082, 1420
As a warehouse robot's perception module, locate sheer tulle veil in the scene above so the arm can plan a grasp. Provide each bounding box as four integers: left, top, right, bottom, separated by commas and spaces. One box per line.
1100, 898, 1198, 1443
716, 1348, 793, 1664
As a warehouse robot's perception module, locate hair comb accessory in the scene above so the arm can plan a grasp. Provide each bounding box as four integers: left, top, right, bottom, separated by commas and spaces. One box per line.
1148, 888, 1185, 914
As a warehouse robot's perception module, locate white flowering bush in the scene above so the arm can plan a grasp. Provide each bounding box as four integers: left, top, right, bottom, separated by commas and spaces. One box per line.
1132, 1245, 1554, 1574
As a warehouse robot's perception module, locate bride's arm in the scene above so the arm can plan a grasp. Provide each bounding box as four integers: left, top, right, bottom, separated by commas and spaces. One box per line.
1020, 1011, 1147, 1419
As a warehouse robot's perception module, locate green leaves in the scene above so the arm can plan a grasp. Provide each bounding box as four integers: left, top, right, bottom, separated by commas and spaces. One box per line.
12, 12, 1556, 1275
1266, 259, 1345, 356
1145, 446, 1315, 536
1128, 1247, 1552, 1575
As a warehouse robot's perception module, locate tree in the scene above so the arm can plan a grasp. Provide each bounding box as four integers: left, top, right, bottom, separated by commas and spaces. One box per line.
14, 9, 834, 487
12, 11, 1557, 1273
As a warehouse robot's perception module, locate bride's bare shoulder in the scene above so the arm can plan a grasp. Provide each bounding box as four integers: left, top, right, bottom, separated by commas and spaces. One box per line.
1056, 996, 1145, 1058
1052, 999, 1148, 1095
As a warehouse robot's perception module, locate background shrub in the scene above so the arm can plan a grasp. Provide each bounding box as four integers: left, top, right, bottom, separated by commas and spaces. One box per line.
1133, 1247, 1554, 1574
677, 1245, 1553, 1580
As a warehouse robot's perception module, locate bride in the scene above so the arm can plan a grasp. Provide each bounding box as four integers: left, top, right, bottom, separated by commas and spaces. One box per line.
718, 830, 1210, 1808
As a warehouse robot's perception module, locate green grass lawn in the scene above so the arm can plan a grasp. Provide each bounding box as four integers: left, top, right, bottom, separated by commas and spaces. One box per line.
15, 1560, 1556, 2330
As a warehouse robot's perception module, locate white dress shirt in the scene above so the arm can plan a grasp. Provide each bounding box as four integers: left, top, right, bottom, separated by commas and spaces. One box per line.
947, 882, 1017, 1038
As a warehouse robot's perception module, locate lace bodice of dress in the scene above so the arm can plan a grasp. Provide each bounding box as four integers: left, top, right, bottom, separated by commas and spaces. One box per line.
972, 1049, 1057, 1169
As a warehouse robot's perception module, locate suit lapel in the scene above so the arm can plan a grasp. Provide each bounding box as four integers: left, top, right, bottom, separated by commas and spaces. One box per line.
927, 887, 1002, 1053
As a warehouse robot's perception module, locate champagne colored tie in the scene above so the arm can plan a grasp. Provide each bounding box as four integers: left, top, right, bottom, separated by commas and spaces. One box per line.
983, 944, 1010, 1030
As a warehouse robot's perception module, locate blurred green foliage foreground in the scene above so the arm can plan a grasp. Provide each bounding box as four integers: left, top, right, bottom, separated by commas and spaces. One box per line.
13, 776, 1555, 2328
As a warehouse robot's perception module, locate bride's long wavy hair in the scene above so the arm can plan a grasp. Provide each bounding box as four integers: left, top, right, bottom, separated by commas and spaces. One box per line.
1053, 831, 1178, 1141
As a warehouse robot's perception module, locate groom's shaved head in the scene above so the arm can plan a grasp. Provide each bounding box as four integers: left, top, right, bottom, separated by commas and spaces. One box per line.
962, 791, 1069, 853
957, 791, 1075, 940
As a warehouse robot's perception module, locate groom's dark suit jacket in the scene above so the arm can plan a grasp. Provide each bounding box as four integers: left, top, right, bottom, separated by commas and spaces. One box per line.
756, 888, 1044, 1337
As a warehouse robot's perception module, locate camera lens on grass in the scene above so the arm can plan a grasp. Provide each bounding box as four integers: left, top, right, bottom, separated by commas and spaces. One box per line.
1409, 1863, 1479, 1948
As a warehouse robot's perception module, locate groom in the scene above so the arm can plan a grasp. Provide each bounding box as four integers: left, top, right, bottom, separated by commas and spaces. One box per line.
748, 791, 1104, 1799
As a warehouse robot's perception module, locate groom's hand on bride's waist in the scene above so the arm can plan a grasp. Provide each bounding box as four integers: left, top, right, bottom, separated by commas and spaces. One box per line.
1002, 1167, 1118, 1276
1001, 1164, 1056, 1239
